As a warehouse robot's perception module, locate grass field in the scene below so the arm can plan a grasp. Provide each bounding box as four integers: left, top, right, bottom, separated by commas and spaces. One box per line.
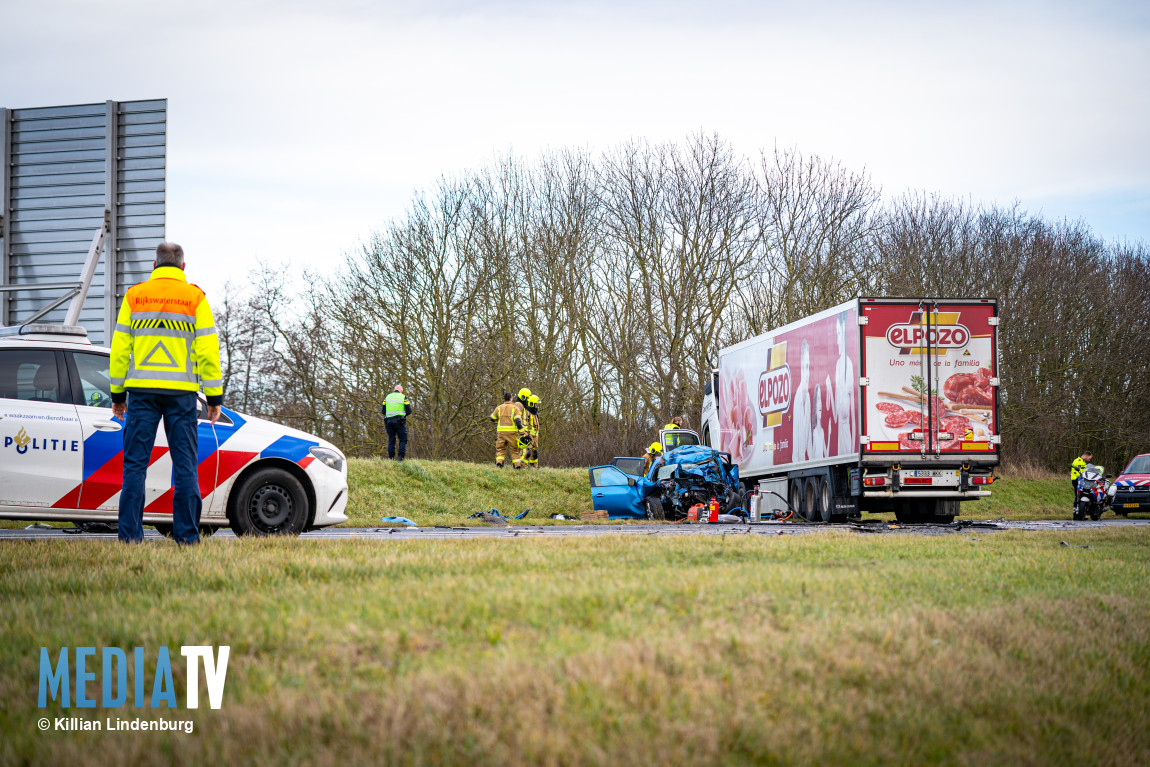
345, 458, 592, 525
2, 529, 1149, 765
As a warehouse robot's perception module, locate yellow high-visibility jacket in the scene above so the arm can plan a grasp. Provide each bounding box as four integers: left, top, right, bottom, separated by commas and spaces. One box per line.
1070, 456, 1089, 481
109, 266, 224, 405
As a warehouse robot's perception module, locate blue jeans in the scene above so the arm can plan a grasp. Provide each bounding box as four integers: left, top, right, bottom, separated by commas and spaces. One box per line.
118, 391, 202, 544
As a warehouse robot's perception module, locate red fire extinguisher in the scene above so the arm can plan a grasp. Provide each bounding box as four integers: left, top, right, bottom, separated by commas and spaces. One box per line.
707, 497, 719, 523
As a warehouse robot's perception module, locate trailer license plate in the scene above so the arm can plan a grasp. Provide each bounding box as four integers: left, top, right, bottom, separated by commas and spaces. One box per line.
899, 469, 960, 486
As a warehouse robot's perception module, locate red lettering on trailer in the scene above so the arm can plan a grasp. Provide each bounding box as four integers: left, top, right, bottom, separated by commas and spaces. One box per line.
758, 365, 791, 415
885, 320, 971, 351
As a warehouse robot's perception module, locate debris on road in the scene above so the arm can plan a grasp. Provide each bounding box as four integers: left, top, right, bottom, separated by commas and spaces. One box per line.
467, 511, 510, 525
381, 516, 418, 526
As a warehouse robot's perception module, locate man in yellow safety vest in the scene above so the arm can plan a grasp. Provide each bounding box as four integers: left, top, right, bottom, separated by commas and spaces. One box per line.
1070, 450, 1093, 507
382, 385, 412, 461
109, 242, 222, 545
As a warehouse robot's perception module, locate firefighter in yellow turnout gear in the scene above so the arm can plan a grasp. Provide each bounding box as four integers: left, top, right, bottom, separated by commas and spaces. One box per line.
642, 442, 663, 475
512, 388, 532, 469
525, 394, 541, 467
490, 391, 524, 468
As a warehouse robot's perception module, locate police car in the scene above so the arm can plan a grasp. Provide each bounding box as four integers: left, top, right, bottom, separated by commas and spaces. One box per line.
1107, 453, 1150, 515
0, 323, 349, 535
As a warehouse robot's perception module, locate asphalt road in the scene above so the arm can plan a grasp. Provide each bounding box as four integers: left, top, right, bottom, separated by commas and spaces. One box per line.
2, 518, 1148, 542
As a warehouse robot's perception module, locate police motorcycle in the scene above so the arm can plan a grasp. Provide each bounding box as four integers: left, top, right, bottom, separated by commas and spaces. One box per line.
1073, 464, 1111, 521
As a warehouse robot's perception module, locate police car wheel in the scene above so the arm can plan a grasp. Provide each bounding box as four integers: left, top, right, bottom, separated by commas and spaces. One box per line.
231, 468, 309, 536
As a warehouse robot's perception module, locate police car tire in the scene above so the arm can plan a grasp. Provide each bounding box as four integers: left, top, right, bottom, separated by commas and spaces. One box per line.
230, 468, 309, 536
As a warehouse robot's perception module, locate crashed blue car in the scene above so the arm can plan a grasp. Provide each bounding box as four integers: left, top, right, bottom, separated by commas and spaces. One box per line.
589, 442, 743, 520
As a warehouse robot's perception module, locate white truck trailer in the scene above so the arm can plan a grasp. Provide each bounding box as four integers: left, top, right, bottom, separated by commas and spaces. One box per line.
700, 297, 1000, 523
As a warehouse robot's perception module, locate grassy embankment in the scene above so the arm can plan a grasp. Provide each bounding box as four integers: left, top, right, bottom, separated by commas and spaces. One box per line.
343, 458, 1081, 526
2, 529, 1149, 765
0, 459, 1109, 529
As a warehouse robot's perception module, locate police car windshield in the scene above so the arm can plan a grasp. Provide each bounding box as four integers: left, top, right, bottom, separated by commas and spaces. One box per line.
1124, 456, 1150, 474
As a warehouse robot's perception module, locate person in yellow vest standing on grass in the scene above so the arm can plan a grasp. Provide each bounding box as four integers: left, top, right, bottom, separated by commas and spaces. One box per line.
382, 385, 412, 461
110, 242, 222, 545
490, 391, 523, 468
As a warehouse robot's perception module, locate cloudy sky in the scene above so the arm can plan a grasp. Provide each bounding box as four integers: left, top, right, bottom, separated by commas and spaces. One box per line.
4, 0, 1148, 296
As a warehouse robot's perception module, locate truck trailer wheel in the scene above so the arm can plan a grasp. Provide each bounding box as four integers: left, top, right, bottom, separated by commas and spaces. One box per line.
153, 523, 217, 539
933, 499, 958, 524
790, 479, 804, 520
894, 502, 921, 524
816, 477, 831, 523
803, 478, 821, 523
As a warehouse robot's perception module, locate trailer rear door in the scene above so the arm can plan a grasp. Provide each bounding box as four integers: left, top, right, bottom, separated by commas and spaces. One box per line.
859, 298, 999, 461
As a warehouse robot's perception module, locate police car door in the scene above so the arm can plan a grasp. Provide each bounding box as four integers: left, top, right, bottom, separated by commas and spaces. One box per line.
0, 348, 85, 509
69, 351, 220, 515
68, 350, 136, 511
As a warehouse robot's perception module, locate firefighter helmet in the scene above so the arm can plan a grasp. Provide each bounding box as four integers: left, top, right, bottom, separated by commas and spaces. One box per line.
518, 387, 532, 401
528, 395, 540, 408
649, 442, 663, 454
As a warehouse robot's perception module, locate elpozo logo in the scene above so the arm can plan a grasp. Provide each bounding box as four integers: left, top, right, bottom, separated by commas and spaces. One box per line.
757, 341, 790, 428
885, 311, 970, 355
4, 427, 79, 455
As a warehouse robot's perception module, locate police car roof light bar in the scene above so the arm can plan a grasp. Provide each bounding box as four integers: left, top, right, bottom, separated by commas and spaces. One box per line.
0, 324, 89, 339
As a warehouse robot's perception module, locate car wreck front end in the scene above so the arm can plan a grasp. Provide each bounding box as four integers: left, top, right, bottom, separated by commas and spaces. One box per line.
589, 444, 741, 520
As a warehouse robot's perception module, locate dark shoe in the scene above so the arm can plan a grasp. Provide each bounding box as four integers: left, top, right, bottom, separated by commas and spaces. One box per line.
397, 457, 405, 462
